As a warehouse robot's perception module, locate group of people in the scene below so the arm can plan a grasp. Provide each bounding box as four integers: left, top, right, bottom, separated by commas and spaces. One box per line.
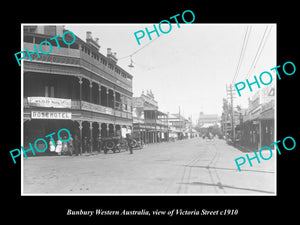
49, 133, 134, 156
49, 135, 75, 156
202, 132, 215, 141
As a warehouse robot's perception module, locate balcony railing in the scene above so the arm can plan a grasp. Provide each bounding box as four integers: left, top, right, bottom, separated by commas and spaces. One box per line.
23, 42, 132, 92
72, 100, 133, 119
24, 98, 132, 119
24, 42, 81, 58
144, 118, 168, 126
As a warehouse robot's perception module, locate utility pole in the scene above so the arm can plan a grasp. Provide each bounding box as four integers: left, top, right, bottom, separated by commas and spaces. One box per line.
226, 84, 236, 144
178, 106, 181, 140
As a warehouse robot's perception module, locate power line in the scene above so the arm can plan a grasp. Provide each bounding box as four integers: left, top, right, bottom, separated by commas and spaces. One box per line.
245, 26, 271, 80
246, 26, 272, 79
231, 26, 251, 85
118, 35, 161, 61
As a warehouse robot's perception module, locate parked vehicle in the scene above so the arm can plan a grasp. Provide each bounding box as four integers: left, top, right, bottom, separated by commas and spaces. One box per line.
102, 136, 128, 154
131, 132, 144, 150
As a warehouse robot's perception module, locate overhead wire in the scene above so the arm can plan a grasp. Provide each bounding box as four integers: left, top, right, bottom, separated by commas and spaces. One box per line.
231, 26, 251, 85
244, 26, 272, 80
118, 35, 161, 61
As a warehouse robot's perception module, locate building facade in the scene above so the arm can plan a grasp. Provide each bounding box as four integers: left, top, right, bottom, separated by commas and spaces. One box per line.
168, 113, 193, 140
197, 112, 220, 128
23, 25, 133, 154
132, 90, 169, 144
237, 84, 275, 150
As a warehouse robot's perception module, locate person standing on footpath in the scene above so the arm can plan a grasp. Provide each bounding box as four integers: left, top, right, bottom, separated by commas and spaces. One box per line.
83, 136, 88, 153
55, 139, 62, 156
74, 134, 80, 156
61, 136, 69, 155
97, 134, 102, 152
126, 133, 133, 154
67, 136, 74, 155
49, 140, 55, 153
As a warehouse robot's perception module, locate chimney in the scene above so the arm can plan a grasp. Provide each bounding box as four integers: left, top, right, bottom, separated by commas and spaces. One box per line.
86, 31, 92, 40
86, 31, 100, 51
107, 48, 118, 63
107, 48, 112, 56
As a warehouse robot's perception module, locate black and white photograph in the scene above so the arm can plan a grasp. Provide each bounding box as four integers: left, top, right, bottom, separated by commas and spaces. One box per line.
4, 6, 298, 224
21, 23, 276, 195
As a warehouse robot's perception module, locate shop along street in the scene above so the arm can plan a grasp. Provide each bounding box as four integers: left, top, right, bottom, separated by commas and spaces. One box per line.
23, 137, 275, 195
21, 25, 277, 196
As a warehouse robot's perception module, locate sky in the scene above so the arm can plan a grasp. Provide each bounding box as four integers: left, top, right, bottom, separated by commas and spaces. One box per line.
65, 24, 276, 124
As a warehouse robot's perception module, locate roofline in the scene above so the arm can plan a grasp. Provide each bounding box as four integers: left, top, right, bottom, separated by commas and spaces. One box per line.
24, 28, 133, 79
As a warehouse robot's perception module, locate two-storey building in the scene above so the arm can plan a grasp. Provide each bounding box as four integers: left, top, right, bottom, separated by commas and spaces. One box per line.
132, 90, 168, 144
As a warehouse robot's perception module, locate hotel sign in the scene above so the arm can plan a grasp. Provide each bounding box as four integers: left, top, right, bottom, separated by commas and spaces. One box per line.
132, 97, 144, 107
81, 101, 114, 115
31, 111, 72, 119
27, 97, 71, 108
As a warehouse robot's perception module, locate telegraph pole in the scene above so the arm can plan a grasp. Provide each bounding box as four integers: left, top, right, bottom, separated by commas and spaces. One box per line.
226, 84, 236, 144
179, 106, 181, 140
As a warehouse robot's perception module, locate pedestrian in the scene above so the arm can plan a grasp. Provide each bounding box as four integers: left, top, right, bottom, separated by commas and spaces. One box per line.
55, 139, 62, 156
209, 132, 214, 141
83, 136, 87, 153
61, 136, 69, 155
74, 134, 80, 156
126, 133, 133, 154
97, 135, 102, 152
67, 136, 74, 156
49, 140, 55, 152
88, 137, 92, 153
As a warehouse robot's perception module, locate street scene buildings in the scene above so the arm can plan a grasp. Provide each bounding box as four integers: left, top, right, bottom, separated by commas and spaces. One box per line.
221, 84, 275, 151
132, 90, 169, 144
23, 26, 133, 155
22, 24, 276, 195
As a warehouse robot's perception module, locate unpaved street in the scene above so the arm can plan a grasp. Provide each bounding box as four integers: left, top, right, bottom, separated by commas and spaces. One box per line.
23, 138, 275, 195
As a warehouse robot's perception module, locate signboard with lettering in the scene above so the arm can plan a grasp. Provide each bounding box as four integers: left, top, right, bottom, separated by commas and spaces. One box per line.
31, 111, 72, 119
81, 101, 113, 115
27, 97, 71, 108
132, 97, 144, 107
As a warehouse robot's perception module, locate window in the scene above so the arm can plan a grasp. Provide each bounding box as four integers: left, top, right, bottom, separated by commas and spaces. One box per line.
45, 86, 55, 97
115, 68, 120, 74
23, 35, 33, 43
24, 26, 37, 33
108, 63, 114, 70
101, 58, 107, 66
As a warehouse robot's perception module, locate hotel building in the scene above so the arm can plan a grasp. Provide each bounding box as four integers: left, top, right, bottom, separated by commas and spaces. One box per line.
23, 25, 133, 153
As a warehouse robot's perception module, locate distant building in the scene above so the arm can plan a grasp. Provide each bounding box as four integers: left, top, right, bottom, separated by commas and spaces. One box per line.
168, 113, 194, 139
197, 112, 220, 128
132, 90, 168, 144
